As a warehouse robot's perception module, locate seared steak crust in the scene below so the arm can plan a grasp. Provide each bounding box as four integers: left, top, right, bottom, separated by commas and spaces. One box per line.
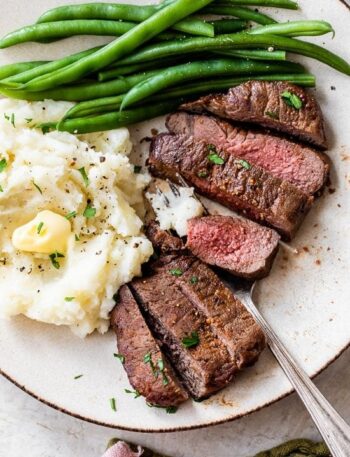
181, 81, 327, 150
145, 221, 184, 254
131, 254, 265, 399
187, 215, 280, 279
131, 259, 236, 400
148, 133, 313, 239
166, 112, 329, 195
111, 285, 188, 407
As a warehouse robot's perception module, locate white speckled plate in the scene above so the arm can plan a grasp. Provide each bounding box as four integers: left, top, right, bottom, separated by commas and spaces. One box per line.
0, 0, 350, 432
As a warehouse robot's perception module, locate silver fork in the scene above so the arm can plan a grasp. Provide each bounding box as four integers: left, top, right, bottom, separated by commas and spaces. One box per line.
154, 178, 350, 456
226, 276, 350, 457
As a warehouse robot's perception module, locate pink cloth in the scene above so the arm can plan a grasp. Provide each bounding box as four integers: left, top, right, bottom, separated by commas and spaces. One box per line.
102, 441, 144, 457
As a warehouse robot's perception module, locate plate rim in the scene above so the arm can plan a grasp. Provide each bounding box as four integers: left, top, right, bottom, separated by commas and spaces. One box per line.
1, 0, 349, 434
1, 341, 349, 432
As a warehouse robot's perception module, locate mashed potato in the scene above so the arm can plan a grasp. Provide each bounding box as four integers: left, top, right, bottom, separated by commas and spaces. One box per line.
0, 99, 153, 337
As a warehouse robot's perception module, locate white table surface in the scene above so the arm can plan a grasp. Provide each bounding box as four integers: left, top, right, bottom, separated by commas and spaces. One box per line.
1, 348, 349, 457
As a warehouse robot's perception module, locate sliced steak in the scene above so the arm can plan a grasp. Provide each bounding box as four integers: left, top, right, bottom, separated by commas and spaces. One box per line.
130, 254, 265, 399
111, 285, 188, 407
145, 221, 184, 254
166, 112, 329, 195
181, 81, 327, 150
187, 215, 280, 279
148, 133, 313, 239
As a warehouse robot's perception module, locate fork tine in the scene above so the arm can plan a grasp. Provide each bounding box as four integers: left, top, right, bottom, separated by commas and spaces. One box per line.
175, 173, 209, 215
156, 187, 170, 207
166, 178, 181, 197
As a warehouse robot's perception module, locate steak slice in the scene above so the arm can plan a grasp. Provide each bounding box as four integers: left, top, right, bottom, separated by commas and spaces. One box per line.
130, 254, 265, 399
111, 285, 188, 407
166, 112, 329, 195
145, 221, 184, 254
187, 215, 280, 279
171, 256, 266, 369
148, 133, 313, 239
181, 81, 327, 150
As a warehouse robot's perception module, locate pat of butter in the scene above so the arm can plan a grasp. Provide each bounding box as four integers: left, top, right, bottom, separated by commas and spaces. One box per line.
12, 210, 71, 254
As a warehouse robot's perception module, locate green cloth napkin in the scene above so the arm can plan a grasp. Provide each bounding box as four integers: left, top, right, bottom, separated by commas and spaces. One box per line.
254, 439, 331, 457
105, 438, 331, 457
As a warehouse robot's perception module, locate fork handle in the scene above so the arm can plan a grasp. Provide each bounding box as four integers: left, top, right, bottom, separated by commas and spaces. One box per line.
245, 294, 350, 457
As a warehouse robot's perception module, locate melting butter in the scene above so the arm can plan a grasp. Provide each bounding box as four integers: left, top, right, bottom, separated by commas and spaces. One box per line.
12, 210, 71, 254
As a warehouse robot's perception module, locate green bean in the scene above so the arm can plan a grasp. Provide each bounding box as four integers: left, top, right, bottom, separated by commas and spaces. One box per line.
215, 49, 286, 60
202, 6, 276, 25
99, 49, 287, 82
37, 3, 214, 38
64, 72, 315, 120
0, 61, 47, 80
19, 0, 214, 92
132, 72, 317, 94
0, 20, 182, 49
114, 33, 350, 76
57, 101, 181, 134
120, 58, 305, 109
211, 19, 247, 34
0, 47, 101, 86
0, 70, 160, 101
250, 20, 334, 37
64, 95, 125, 119
215, 0, 298, 9
98, 57, 188, 81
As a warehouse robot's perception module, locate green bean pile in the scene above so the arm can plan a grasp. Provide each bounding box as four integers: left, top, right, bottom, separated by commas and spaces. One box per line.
0, 0, 349, 134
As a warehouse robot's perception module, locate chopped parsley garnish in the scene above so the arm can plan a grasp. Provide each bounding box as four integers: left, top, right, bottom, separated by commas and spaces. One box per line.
78, 167, 89, 187
146, 403, 178, 414
166, 406, 178, 414
109, 397, 117, 412
83, 204, 96, 219
114, 353, 125, 363
134, 165, 142, 174
197, 170, 208, 178
37, 222, 44, 234
169, 268, 183, 277
0, 158, 7, 173
190, 276, 198, 284
49, 251, 65, 270
237, 159, 251, 170
125, 389, 141, 399
157, 359, 169, 386
144, 352, 157, 376
143, 354, 169, 384
25, 118, 33, 124
207, 144, 218, 154
64, 297, 75, 302
65, 211, 77, 220
3, 113, 15, 127
182, 332, 199, 349
208, 153, 225, 165
41, 124, 51, 135
265, 111, 279, 119
75, 234, 80, 242
0, 185, 3, 192
32, 180, 43, 194
281, 91, 303, 110
74, 374, 83, 380
157, 359, 165, 371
